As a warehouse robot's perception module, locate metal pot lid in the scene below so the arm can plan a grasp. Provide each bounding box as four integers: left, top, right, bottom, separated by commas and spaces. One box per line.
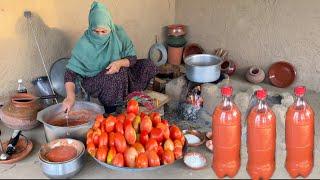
49, 57, 81, 97
148, 43, 167, 66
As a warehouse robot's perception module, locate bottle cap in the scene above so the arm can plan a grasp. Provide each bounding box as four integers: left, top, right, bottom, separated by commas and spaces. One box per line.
256, 89, 267, 100
294, 86, 306, 96
221, 86, 233, 97
17, 79, 23, 83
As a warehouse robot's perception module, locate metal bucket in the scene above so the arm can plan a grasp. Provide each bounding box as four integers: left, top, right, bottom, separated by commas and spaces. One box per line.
36, 101, 104, 142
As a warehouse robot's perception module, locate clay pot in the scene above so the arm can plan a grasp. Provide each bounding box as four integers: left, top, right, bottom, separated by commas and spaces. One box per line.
0, 93, 41, 130
246, 66, 265, 84
167, 24, 186, 37
168, 46, 184, 65
220, 59, 236, 76
183, 43, 204, 60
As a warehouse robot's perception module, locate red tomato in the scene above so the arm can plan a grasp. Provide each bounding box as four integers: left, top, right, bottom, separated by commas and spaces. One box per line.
123, 119, 132, 130
174, 139, 183, 149
96, 114, 105, 123
112, 153, 124, 167
140, 116, 152, 133
107, 146, 117, 164
145, 138, 158, 152
156, 123, 170, 139
133, 142, 145, 154
157, 145, 164, 157
135, 152, 148, 168
116, 114, 126, 124
92, 128, 102, 147
180, 135, 186, 146
86, 137, 93, 146
115, 121, 124, 134
109, 132, 116, 147
124, 147, 138, 168
126, 112, 136, 122
162, 150, 175, 165
174, 147, 183, 160
104, 115, 117, 133
170, 125, 182, 140
125, 125, 137, 145
147, 150, 160, 167
127, 99, 139, 115
150, 112, 161, 127
140, 112, 147, 119
150, 128, 163, 143
164, 139, 174, 151
140, 130, 149, 145
87, 142, 96, 157
98, 132, 108, 148
96, 146, 108, 162
161, 119, 169, 126
114, 133, 127, 153
86, 128, 94, 140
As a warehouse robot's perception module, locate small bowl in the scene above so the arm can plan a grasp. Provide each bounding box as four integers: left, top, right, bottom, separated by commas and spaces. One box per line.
38, 138, 85, 179
182, 129, 205, 147
205, 131, 212, 140
206, 140, 213, 152
183, 152, 207, 170
183, 43, 204, 60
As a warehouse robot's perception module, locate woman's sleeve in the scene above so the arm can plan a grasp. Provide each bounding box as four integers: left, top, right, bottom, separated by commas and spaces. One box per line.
64, 69, 78, 83
126, 55, 137, 67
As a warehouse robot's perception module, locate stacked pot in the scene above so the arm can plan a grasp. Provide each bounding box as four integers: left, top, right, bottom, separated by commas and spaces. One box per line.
166, 24, 187, 65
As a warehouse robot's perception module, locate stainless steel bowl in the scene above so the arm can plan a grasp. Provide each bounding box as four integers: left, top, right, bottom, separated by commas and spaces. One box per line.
37, 101, 104, 142
38, 138, 85, 179
184, 54, 222, 83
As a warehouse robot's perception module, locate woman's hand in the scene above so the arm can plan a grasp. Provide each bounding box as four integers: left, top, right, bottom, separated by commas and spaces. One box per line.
106, 59, 130, 74
62, 96, 75, 113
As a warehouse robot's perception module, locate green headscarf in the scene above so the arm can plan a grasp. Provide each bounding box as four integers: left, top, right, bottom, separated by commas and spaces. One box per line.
66, 1, 136, 77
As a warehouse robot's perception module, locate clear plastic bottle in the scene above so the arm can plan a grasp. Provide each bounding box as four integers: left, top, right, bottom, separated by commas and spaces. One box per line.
247, 89, 276, 180
212, 86, 241, 178
17, 79, 27, 93
285, 86, 314, 178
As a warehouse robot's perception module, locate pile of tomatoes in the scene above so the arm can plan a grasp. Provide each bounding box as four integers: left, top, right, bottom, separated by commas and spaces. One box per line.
86, 99, 185, 168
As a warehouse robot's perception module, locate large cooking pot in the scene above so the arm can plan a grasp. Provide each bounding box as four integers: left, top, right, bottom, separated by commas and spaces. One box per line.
184, 54, 222, 83
37, 101, 104, 142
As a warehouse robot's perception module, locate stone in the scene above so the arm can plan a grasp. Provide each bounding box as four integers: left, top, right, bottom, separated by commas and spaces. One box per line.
201, 83, 220, 114
280, 92, 294, 108
245, 85, 262, 97
165, 76, 187, 101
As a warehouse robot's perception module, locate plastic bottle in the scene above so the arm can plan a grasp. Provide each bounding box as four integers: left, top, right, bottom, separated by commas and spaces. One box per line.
247, 89, 276, 180
212, 86, 241, 178
17, 79, 27, 93
285, 86, 314, 178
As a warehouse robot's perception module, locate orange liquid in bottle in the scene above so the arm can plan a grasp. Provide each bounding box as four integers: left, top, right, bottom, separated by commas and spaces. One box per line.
212, 86, 241, 178
285, 86, 314, 178
247, 89, 276, 180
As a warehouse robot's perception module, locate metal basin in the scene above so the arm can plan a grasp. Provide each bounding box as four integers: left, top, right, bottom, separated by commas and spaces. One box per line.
39, 138, 85, 179
37, 101, 104, 142
184, 54, 222, 83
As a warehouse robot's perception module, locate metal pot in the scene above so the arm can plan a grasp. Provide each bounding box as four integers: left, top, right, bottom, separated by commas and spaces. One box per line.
184, 54, 222, 83
38, 138, 85, 179
36, 101, 104, 142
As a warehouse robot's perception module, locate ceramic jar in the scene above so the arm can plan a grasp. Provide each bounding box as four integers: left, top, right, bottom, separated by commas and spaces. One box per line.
220, 59, 236, 76
246, 66, 265, 84
0, 93, 41, 130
